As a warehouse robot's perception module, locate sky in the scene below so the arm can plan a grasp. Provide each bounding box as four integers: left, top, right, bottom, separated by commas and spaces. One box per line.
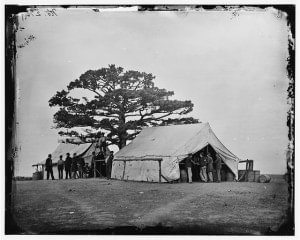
15, 7, 290, 176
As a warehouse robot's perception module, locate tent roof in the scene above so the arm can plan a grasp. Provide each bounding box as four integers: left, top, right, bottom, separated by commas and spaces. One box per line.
114, 123, 240, 177
37, 143, 92, 165
115, 123, 238, 159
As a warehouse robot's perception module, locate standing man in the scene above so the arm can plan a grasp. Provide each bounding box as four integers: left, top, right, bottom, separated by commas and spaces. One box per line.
91, 151, 96, 178
99, 133, 107, 155
45, 154, 55, 180
65, 153, 72, 179
105, 151, 114, 179
199, 152, 208, 182
77, 157, 85, 178
206, 152, 214, 182
215, 154, 222, 183
57, 155, 64, 180
185, 154, 193, 183
71, 153, 78, 179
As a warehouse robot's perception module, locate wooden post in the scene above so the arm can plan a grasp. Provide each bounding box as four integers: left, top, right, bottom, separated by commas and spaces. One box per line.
99, 161, 101, 178
94, 160, 96, 178
122, 161, 126, 180
158, 160, 162, 183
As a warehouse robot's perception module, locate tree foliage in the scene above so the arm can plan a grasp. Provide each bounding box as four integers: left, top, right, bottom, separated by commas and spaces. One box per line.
49, 65, 198, 149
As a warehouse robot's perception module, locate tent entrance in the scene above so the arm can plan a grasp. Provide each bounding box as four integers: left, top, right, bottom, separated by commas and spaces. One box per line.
181, 144, 235, 182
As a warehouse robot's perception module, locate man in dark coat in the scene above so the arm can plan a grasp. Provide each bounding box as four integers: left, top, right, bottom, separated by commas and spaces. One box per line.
206, 152, 214, 182
71, 153, 78, 179
185, 154, 193, 183
45, 154, 55, 180
57, 155, 64, 180
64, 153, 72, 179
215, 154, 222, 182
105, 151, 114, 179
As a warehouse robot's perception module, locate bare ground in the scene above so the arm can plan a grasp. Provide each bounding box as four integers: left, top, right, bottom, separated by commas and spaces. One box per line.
10, 177, 291, 235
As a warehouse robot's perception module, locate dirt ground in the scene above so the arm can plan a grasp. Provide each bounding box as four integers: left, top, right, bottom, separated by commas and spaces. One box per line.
10, 176, 291, 235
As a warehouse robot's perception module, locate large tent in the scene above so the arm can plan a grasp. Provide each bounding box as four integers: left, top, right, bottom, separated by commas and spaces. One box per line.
111, 123, 241, 182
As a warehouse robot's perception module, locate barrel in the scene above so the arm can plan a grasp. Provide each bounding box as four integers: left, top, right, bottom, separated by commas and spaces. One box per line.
226, 171, 234, 181
247, 171, 255, 182
259, 174, 271, 183
180, 169, 188, 183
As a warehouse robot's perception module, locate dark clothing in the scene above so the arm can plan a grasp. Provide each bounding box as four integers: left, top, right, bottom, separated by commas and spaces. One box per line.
185, 157, 192, 168
71, 157, 78, 172
58, 165, 64, 179
98, 136, 107, 155
215, 155, 222, 169
65, 156, 72, 179
100, 142, 107, 155
45, 157, 53, 171
47, 168, 55, 180
77, 158, 85, 178
65, 168, 71, 179
65, 156, 72, 169
191, 155, 200, 165
71, 157, 78, 179
78, 158, 85, 168
45, 157, 54, 180
199, 156, 208, 167
105, 155, 113, 179
206, 156, 214, 172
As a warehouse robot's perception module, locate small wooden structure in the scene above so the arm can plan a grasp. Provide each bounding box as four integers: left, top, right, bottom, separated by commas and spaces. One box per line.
32, 163, 44, 180
238, 159, 261, 182
94, 159, 106, 178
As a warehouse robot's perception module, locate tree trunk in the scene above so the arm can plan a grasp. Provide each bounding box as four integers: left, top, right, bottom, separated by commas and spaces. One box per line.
118, 137, 127, 149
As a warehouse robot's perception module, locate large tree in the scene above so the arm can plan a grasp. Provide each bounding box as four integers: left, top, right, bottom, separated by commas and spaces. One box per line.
49, 65, 198, 149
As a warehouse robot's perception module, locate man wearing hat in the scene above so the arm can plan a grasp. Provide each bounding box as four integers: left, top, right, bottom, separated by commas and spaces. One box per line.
45, 154, 55, 180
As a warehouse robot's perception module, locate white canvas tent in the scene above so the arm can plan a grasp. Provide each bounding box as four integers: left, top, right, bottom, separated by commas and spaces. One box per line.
111, 123, 240, 182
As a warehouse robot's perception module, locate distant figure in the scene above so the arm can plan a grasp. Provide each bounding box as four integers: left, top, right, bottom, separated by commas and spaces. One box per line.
199, 152, 207, 182
71, 153, 78, 179
206, 152, 214, 182
65, 153, 72, 179
91, 151, 96, 177
45, 154, 55, 180
84, 163, 91, 178
185, 154, 193, 183
215, 154, 222, 183
57, 155, 64, 180
105, 151, 114, 179
99, 133, 107, 155
77, 157, 85, 178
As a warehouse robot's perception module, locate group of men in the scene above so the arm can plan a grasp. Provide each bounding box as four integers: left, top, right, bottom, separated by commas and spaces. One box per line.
185, 151, 222, 183
44, 132, 114, 180
45, 152, 91, 180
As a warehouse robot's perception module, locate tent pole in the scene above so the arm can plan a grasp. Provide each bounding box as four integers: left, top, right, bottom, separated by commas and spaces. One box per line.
122, 161, 126, 180
158, 160, 162, 183
93, 136, 98, 178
